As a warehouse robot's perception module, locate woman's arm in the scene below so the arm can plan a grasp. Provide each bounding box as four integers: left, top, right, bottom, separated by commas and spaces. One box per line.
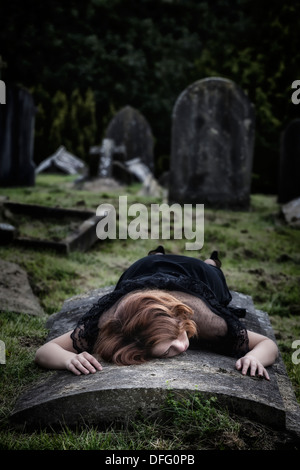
235, 331, 279, 380
35, 331, 103, 376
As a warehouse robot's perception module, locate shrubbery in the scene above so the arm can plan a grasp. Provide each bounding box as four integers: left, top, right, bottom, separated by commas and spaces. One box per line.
1, 0, 299, 191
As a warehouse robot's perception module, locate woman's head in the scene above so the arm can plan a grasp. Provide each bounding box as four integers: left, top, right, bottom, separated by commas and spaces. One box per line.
94, 290, 197, 365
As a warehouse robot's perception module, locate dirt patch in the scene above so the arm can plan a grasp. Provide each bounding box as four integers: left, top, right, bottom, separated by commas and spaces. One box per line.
73, 177, 123, 192
232, 416, 300, 450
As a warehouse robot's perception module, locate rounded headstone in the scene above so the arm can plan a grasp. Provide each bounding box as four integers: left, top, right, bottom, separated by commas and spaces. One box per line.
105, 106, 154, 172
169, 77, 255, 209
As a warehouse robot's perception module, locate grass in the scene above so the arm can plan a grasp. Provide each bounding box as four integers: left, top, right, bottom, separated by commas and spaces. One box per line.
0, 392, 242, 450
0, 174, 300, 450
15, 214, 83, 241
0, 397, 252, 450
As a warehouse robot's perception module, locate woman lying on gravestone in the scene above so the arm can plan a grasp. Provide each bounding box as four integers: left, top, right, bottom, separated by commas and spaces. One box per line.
35, 247, 278, 380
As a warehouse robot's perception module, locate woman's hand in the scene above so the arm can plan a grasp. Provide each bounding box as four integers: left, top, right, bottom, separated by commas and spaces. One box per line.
235, 331, 278, 380
66, 351, 103, 376
235, 354, 270, 380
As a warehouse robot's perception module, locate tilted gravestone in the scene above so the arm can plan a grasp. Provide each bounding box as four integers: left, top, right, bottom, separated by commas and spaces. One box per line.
278, 119, 300, 204
10, 287, 300, 440
0, 85, 36, 186
105, 106, 155, 173
169, 77, 255, 209
35, 146, 86, 176
281, 197, 300, 228
0, 259, 44, 316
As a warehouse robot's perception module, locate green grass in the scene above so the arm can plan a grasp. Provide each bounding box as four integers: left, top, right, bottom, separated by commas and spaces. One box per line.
0, 174, 300, 450
0, 392, 240, 450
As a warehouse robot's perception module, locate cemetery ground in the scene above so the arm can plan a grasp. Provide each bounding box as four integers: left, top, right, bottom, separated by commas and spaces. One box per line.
0, 174, 299, 450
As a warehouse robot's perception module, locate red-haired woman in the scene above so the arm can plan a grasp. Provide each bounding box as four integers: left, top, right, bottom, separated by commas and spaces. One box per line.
35, 248, 278, 380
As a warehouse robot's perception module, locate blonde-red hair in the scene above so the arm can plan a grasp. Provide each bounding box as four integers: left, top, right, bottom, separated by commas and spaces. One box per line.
94, 290, 197, 365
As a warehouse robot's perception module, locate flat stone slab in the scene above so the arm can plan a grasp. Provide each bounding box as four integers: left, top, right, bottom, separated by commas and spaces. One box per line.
10, 289, 300, 438
1, 202, 103, 254
0, 259, 44, 316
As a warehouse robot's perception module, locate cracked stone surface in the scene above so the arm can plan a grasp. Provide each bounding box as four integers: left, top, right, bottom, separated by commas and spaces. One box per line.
10, 288, 300, 438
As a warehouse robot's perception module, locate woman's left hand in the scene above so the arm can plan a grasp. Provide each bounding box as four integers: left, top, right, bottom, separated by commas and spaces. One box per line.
235, 354, 270, 380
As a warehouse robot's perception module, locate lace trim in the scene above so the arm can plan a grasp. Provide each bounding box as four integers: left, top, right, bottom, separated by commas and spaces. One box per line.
71, 273, 249, 358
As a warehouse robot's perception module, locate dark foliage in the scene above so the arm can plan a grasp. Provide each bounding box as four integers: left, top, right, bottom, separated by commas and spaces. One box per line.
0, 0, 299, 192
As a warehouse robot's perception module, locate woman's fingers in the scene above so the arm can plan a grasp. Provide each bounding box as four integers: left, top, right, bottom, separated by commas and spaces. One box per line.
235, 356, 270, 380
67, 352, 103, 375
261, 365, 270, 381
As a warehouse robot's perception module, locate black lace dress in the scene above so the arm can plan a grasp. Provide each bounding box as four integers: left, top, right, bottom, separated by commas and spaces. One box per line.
71, 254, 249, 358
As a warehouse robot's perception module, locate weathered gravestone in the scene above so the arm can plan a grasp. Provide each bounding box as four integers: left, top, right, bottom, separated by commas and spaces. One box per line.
105, 106, 155, 173
281, 197, 300, 228
0, 85, 36, 186
278, 119, 300, 204
169, 77, 255, 209
0, 259, 44, 316
10, 287, 300, 441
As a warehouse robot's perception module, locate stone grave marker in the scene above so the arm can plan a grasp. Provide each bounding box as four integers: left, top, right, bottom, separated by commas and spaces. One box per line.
281, 197, 300, 227
10, 287, 300, 440
0, 84, 36, 186
0, 202, 103, 254
105, 106, 155, 172
169, 77, 255, 209
278, 119, 300, 203
35, 146, 86, 176
89, 139, 115, 178
0, 259, 44, 316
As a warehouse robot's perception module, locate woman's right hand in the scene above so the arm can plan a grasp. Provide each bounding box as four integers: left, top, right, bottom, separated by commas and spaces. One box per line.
66, 351, 103, 376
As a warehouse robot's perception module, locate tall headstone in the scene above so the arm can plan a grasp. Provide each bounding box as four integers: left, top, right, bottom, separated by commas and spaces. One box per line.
278, 119, 300, 203
0, 85, 36, 186
105, 106, 154, 172
169, 77, 255, 209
